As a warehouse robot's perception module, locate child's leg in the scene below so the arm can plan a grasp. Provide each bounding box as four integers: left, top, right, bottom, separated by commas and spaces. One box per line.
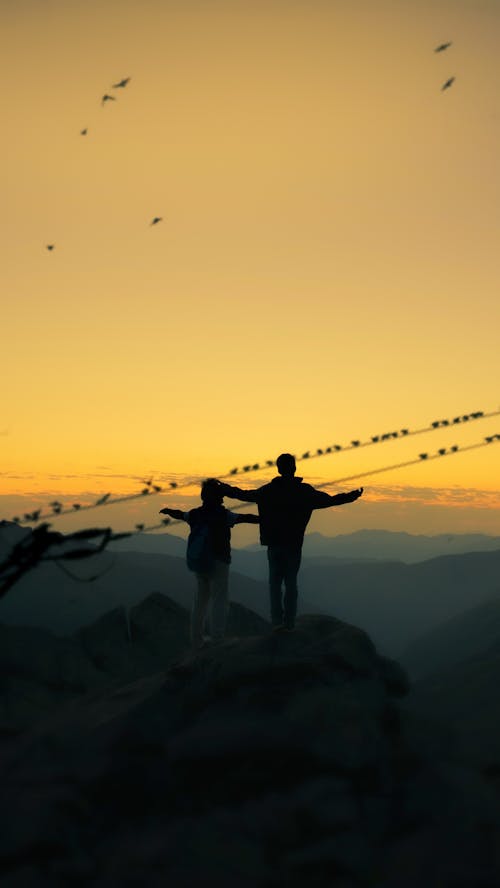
209, 560, 229, 641
191, 573, 212, 648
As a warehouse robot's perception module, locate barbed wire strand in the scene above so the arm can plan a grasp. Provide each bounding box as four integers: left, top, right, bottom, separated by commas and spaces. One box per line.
9, 407, 500, 527
3, 436, 497, 596
120, 435, 500, 535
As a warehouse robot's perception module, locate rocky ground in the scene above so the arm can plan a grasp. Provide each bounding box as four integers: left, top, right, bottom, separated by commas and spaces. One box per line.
1, 607, 500, 886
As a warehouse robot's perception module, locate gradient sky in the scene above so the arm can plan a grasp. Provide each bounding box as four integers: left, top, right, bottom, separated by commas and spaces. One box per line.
2, 0, 499, 534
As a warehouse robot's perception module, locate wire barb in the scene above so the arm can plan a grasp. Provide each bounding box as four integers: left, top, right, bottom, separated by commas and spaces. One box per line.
8, 406, 500, 528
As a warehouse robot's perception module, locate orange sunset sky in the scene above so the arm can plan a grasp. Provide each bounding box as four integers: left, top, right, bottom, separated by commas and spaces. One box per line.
2, 0, 499, 536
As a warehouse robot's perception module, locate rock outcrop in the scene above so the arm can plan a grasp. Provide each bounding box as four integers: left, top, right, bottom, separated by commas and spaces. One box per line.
1, 613, 499, 887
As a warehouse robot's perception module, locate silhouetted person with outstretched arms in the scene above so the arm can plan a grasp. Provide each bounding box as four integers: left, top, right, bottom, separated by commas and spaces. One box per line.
219, 454, 363, 631
160, 478, 259, 650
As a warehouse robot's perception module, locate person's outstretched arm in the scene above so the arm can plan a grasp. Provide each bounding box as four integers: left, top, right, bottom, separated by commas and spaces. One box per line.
218, 482, 259, 503
310, 486, 364, 509
159, 507, 188, 521
233, 513, 260, 524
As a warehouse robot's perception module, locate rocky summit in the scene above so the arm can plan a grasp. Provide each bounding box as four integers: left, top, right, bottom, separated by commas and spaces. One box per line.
1, 612, 499, 887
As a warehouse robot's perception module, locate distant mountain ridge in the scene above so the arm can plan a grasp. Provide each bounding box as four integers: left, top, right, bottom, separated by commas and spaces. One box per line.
4, 521, 498, 571
2, 522, 500, 661
0, 591, 269, 732
245, 529, 500, 563
401, 597, 500, 680
300, 549, 500, 656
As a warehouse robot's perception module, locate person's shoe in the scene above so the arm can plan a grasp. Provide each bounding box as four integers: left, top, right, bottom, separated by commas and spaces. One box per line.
272, 623, 286, 632
283, 623, 295, 632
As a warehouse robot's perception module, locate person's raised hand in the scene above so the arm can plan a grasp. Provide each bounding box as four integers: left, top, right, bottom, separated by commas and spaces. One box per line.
159, 508, 170, 515
350, 487, 363, 501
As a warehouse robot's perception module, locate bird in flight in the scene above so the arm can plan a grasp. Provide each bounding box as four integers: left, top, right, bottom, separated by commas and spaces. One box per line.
101, 94, 116, 106
441, 76, 455, 91
96, 493, 111, 506
434, 41, 452, 52
150, 217, 163, 226
112, 77, 131, 89
80, 128, 88, 135
46, 244, 55, 251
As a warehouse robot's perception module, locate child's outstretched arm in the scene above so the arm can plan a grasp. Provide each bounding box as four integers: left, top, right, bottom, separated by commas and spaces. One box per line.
234, 513, 260, 524
159, 507, 187, 521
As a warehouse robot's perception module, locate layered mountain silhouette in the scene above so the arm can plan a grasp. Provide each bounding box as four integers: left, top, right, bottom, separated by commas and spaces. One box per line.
407, 643, 500, 769
1, 522, 500, 660
401, 597, 500, 681
0, 592, 268, 732
399, 599, 500, 769
0, 546, 269, 634
109, 527, 500, 564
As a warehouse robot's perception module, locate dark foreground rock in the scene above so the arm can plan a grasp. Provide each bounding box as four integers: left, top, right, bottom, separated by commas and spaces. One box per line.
1, 614, 499, 887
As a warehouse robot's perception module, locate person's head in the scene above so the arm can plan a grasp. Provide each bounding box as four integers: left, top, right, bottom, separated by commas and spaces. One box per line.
276, 453, 296, 477
201, 477, 223, 505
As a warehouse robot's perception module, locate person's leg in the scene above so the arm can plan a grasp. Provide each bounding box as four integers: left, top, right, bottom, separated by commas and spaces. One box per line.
191, 573, 212, 649
282, 545, 302, 629
267, 546, 285, 626
209, 560, 229, 641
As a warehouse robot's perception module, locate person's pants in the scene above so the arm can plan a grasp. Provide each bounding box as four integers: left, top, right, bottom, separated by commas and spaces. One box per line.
267, 543, 302, 628
191, 559, 229, 648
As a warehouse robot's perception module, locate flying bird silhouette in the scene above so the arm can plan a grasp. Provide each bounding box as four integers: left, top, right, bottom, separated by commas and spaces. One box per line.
441, 77, 455, 91
434, 42, 452, 52
101, 94, 116, 105
150, 217, 163, 226
80, 128, 88, 135
46, 244, 55, 251
112, 77, 131, 88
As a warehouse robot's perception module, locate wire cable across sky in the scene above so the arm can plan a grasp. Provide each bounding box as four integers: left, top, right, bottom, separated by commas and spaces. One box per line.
9, 404, 500, 528
60, 434, 500, 536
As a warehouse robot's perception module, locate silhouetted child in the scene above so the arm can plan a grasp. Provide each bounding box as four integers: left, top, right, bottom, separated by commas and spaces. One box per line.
160, 478, 259, 650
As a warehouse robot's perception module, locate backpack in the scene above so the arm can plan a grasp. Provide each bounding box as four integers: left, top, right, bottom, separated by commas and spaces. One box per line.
186, 521, 216, 574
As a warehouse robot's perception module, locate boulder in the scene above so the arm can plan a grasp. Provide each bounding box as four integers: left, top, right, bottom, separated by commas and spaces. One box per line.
0, 613, 499, 887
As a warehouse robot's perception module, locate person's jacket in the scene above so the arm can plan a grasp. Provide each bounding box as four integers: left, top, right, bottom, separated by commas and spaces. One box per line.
187, 504, 233, 563
224, 476, 354, 546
